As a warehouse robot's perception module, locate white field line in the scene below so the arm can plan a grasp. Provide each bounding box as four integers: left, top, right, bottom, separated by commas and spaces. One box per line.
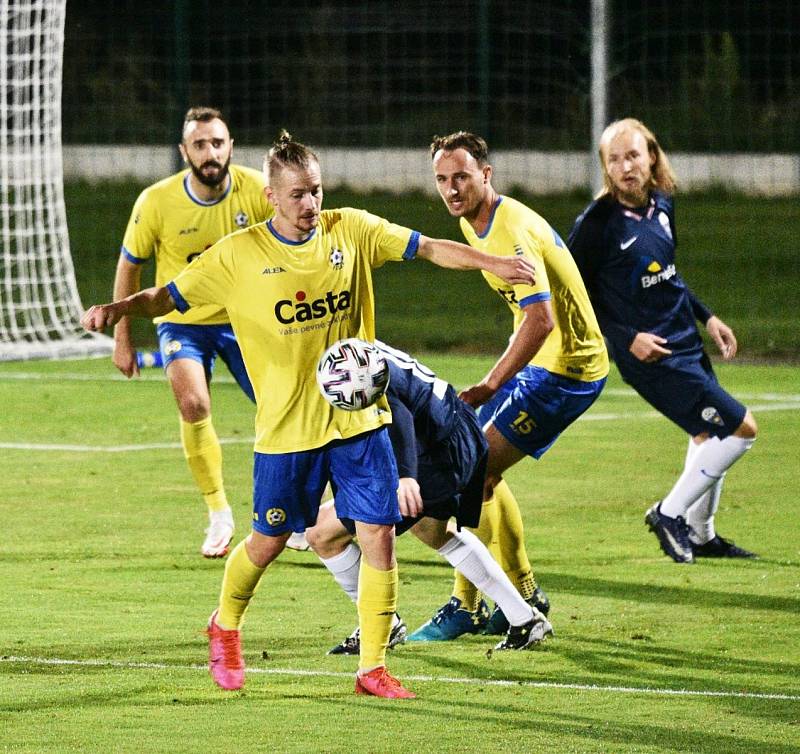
2, 655, 797, 702
1, 371, 797, 453
1, 404, 798, 453
1, 371, 799, 403
0, 438, 252, 452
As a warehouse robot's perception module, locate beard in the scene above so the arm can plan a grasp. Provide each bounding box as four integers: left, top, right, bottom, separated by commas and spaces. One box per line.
187, 153, 231, 188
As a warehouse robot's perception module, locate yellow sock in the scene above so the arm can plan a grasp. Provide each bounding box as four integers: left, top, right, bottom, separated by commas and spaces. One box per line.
494, 480, 536, 600
180, 417, 228, 513
217, 540, 266, 630
453, 495, 500, 612
357, 559, 398, 672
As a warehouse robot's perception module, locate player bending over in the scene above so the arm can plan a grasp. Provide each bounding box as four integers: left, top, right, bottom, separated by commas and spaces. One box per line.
306, 342, 553, 655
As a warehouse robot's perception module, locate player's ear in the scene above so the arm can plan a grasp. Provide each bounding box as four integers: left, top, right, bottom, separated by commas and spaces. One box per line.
483, 164, 493, 184
178, 142, 188, 163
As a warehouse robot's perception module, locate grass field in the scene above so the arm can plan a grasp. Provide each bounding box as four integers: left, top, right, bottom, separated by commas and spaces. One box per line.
65, 183, 799, 359
1, 356, 798, 753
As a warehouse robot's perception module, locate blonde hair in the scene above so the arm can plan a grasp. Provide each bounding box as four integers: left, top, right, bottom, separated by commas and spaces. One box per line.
597, 118, 677, 199
263, 129, 318, 184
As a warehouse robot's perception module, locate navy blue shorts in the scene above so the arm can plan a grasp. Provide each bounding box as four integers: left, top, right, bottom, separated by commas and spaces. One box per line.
252, 427, 400, 536
156, 322, 255, 403
477, 365, 606, 458
341, 399, 488, 536
627, 354, 746, 438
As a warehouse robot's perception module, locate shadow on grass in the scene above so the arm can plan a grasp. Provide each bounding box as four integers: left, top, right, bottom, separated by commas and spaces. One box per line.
289, 691, 800, 753
538, 571, 800, 614
406, 634, 800, 700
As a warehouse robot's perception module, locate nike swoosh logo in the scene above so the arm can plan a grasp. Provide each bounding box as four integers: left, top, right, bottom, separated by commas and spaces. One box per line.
620, 236, 638, 250
662, 527, 689, 557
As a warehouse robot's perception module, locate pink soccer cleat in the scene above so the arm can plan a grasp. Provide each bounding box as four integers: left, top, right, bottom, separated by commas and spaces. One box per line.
206, 609, 244, 690
354, 667, 416, 699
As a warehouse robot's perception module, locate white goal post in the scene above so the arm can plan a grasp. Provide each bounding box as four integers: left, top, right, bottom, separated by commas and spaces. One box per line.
0, 0, 111, 361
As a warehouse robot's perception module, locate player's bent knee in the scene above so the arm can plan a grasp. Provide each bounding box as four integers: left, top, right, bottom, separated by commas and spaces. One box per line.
354, 522, 395, 570
735, 410, 757, 439
245, 530, 289, 568
176, 394, 211, 422
410, 518, 448, 549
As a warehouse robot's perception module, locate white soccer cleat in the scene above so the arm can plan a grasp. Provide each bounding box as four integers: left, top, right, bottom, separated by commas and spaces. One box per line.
285, 531, 311, 551
202, 509, 235, 558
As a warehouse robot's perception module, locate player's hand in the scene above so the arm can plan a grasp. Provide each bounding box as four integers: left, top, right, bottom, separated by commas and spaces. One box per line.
491, 255, 536, 286
629, 332, 672, 363
458, 382, 496, 408
81, 304, 122, 332
706, 315, 737, 360
397, 477, 423, 518
112, 339, 140, 378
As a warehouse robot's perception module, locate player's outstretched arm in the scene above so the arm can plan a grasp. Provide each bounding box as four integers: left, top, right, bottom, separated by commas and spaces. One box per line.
459, 300, 554, 408
81, 286, 177, 332
416, 236, 535, 286
705, 315, 738, 360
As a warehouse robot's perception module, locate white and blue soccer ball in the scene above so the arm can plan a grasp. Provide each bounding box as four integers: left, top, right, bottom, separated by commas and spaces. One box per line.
316, 338, 389, 411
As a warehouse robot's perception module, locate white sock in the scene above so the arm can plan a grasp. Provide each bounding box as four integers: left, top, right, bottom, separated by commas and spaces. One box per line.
686, 475, 724, 545
319, 542, 361, 603
680, 438, 720, 544
660, 435, 754, 519
318, 543, 400, 628
438, 528, 534, 627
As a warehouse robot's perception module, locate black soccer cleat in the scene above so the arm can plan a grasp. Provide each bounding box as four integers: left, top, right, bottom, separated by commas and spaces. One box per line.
645, 503, 694, 563
494, 615, 554, 651
693, 535, 757, 559
327, 615, 408, 656
483, 586, 551, 636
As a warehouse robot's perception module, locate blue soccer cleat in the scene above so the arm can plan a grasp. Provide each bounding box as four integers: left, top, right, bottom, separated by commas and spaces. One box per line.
483, 586, 551, 636
645, 502, 694, 563
407, 597, 490, 641
692, 534, 757, 559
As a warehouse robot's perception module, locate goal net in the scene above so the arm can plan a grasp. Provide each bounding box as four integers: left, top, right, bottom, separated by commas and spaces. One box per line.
0, 0, 111, 361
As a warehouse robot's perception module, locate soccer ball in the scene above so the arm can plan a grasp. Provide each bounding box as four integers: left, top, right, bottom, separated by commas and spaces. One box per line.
316, 338, 390, 411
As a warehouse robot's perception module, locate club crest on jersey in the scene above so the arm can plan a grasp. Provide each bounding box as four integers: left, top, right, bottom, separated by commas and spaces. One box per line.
265, 507, 287, 526
658, 211, 672, 239
235, 211, 249, 228
329, 247, 344, 269
164, 339, 182, 355
701, 407, 724, 426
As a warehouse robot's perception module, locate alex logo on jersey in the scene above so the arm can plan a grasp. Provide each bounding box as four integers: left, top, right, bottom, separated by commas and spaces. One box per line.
274, 289, 352, 324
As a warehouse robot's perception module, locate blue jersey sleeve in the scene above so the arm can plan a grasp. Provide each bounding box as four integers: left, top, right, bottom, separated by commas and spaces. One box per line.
386, 393, 418, 479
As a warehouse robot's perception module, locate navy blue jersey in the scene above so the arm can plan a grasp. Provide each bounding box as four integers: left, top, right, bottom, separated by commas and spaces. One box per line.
376, 340, 461, 478
374, 341, 487, 528
567, 191, 712, 382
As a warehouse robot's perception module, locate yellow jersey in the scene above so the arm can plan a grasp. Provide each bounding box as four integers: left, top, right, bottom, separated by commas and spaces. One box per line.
460, 196, 608, 382
168, 208, 419, 453
121, 164, 272, 326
